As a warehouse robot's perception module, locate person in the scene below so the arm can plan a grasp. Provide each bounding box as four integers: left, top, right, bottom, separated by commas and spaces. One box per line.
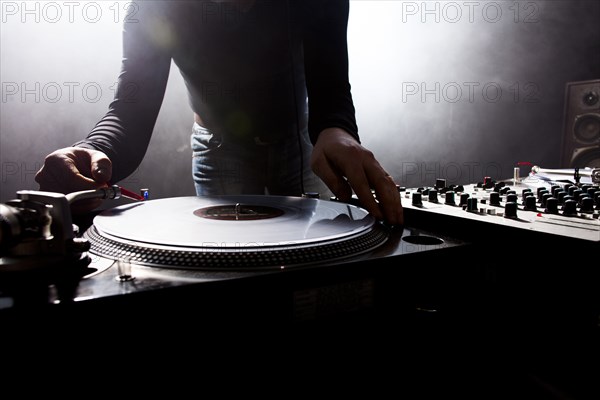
34, 0, 403, 225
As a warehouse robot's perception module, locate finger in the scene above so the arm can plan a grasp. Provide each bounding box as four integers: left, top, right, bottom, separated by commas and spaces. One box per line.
43, 155, 101, 193
346, 167, 383, 221
35, 167, 102, 213
311, 153, 352, 201
362, 158, 403, 225
368, 169, 403, 226
89, 150, 112, 183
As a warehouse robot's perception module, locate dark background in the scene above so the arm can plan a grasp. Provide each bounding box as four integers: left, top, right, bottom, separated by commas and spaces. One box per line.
1, 0, 599, 203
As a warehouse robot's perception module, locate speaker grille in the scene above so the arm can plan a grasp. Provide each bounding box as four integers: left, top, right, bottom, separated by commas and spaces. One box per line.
561, 80, 600, 167
573, 113, 600, 143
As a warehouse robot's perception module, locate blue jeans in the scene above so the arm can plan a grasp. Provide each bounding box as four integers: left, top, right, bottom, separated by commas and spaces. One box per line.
191, 123, 330, 198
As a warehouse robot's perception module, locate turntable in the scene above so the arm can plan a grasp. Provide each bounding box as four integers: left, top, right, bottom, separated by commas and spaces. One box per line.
83, 195, 390, 270
0, 189, 470, 329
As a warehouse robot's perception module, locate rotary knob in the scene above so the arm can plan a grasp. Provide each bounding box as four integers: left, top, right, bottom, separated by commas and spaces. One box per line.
483, 176, 494, 189
557, 192, 567, 204
504, 202, 518, 219
412, 192, 423, 207
541, 193, 552, 207
489, 191, 501, 206
550, 185, 561, 197
580, 197, 594, 214
537, 189, 549, 202
545, 197, 559, 214
428, 189, 439, 203
523, 195, 537, 211
445, 191, 456, 205
467, 198, 478, 212
562, 199, 578, 216
459, 193, 469, 207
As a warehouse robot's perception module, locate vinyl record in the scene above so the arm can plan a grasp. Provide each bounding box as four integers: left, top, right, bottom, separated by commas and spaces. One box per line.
84, 195, 389, 270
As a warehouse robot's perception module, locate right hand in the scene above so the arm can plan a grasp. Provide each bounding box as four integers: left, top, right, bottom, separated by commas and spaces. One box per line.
35, 147, 113, 214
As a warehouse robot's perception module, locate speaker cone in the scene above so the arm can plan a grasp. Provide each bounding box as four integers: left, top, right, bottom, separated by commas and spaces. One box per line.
571, 146, 600, 168
573, 113, 600, 143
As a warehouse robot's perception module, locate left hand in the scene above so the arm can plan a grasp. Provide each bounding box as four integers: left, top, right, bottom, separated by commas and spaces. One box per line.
311, 128, 403, 226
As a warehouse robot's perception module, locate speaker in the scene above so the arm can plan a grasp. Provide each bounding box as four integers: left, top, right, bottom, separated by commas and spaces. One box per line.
560, 79, 600, 168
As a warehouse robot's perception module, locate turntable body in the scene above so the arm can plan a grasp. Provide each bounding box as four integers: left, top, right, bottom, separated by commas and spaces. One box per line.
1, 195, 469, 328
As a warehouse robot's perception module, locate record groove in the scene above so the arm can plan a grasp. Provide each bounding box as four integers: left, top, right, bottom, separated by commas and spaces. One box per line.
83, 195, 389, 270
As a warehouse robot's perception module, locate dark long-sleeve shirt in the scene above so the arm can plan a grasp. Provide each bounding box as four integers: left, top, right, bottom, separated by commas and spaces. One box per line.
74, 0, 358, 183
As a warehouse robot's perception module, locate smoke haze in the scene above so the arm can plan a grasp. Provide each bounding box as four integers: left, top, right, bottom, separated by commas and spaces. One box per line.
1, 0, 599, 202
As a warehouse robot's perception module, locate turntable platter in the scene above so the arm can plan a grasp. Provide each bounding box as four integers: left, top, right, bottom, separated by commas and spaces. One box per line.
83, 195, 389, 270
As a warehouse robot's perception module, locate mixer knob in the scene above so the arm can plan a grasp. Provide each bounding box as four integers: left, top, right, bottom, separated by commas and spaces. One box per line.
504, 202, 518, 219
545, 197, 559, 214
537, 189, 549, 202
454, 185, 465, 193
483, 176, 494, 189
445, 191, 456, 205
489, 191, 501, 206
580, 197, 594, 214
562, 199, 578, 216
500, 187, 511, 195
541, 193, 552, 207
435, 179, 446, 189
412, 192, 423, 207
522, 191, 535, 201
523, 195, 537, 211
428, 189, 439, 203
567, 186, 577, 196
459, 193, 470, 207
467, 198, 478, 212
550, 185, 561, 197
506, 193, 518, 204
558, 192, 569, 205
537, 187, 548, 197
552, 188, 564, 199
521, 188, 532, 197
572, 189, 583, 201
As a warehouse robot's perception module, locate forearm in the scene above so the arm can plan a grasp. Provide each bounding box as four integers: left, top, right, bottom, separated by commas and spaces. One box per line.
303, 0, 358, 145
74, 1, 171, 183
